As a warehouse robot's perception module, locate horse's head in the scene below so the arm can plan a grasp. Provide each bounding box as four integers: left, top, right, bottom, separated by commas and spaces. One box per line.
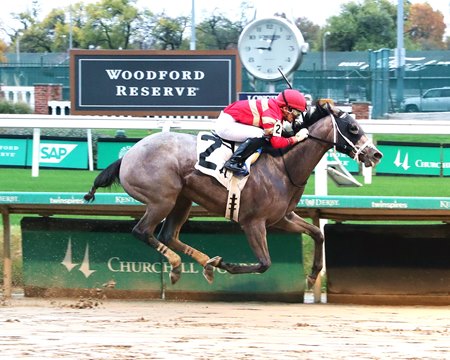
305, 101, 383, 167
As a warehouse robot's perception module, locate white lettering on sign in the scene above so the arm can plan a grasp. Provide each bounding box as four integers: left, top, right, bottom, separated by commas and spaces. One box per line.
245, 95, 277, 100
0, 195, 19, 203
0, 145, 19, 151
115, 86, 198, 97
40, 144, 77, 164
107, 257, 228, 274
415, 160, 440, 169
105, 69, 205, 81
315, 199, 340, 207
371, 201, 408, 209
107, 257, 216, 274
0, 152, 16, 158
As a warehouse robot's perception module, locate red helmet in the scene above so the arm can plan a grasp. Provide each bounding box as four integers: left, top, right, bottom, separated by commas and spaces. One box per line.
275, 89, 307, 111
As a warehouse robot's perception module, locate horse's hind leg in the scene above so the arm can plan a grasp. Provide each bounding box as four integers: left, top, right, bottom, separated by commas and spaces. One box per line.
272, 212, 324, 288
132, 209, 182, 285
158, 195, 222, 284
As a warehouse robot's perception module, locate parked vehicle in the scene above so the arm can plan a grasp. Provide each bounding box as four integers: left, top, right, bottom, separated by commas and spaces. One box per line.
401, 87, 450, 112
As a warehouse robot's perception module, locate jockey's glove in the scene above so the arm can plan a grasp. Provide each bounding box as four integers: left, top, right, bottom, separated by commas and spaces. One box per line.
295, 128, 309, 142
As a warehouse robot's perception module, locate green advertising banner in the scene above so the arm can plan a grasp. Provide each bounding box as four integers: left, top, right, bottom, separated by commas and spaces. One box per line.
21, 218, 304, 302
0, 137, 29, 166
97, 139, 138, 169
443, 146, 450, 177
25, 138, 88, 169
376, 142, 442, 176
326, 150, 359, 173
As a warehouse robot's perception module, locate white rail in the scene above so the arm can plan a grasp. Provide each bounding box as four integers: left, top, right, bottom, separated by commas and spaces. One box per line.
1, 114, 450, 133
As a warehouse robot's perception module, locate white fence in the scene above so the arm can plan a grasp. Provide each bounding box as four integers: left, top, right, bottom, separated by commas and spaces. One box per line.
0, 86, 35, 109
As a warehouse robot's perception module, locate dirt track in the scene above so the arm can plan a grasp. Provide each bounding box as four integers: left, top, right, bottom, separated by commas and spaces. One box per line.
1, 296, 449, 359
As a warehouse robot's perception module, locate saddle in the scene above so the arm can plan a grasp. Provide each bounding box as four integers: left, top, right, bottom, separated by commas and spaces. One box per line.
194, 132, 261, 187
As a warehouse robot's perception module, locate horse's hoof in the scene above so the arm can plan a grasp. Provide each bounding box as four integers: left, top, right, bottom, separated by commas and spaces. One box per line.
203, 264, 214, 284
170, 265, 182, 285
206, 256, 222, 267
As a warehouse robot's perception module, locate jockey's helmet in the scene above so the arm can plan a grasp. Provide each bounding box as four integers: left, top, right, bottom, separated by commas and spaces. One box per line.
275, 89, 307, 112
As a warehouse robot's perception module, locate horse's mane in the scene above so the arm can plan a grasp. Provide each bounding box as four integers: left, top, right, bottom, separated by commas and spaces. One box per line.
303, 99, 344, 127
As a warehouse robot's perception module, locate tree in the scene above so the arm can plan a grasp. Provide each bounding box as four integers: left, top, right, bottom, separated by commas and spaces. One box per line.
405, 3, 446, 50
295, 17, 321, 51
196, 15, 243, 50
325, 0, 397, 51
149, 14, 190, 50
130, 9, 156, 49
82, 0, 139, 49
17, 9, 69, 53
0, 39, 7, 62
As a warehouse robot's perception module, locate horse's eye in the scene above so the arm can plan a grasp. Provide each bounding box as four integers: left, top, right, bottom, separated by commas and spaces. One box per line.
349, 124, 359, 135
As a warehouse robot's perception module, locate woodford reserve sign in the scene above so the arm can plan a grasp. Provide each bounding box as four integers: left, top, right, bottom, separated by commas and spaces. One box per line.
70, 49, 241, 116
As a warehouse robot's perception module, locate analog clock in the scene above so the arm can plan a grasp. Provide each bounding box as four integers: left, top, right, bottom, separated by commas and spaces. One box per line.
238, 17, 307, 81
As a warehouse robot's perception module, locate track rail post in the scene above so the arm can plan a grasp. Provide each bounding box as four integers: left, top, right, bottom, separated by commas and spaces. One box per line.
1, 209, 12, 299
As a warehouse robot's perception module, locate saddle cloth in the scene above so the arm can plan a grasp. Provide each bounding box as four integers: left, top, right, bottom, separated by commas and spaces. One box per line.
194, 132, 261, 221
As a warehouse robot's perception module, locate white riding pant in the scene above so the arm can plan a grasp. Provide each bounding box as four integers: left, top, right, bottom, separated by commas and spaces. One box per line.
214, 111, 264, 142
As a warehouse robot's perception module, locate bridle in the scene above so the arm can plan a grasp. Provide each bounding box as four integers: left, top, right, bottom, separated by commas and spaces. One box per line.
279, 108, 375, 188
307, 112, 374, 163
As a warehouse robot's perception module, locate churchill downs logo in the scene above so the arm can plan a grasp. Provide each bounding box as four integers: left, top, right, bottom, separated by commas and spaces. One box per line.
60, 238, 222, 279
61, 238, 96, 278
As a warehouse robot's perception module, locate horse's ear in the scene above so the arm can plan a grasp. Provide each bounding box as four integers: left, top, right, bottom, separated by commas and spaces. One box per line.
316, 98, 334, 114
317, 98, 334, 107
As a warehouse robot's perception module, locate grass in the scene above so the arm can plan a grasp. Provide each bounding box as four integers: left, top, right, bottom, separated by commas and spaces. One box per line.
374, 133, 450, 144
1, 167, 449, 196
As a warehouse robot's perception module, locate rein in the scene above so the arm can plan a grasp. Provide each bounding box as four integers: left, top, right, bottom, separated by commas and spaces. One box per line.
279, 148, 307, 189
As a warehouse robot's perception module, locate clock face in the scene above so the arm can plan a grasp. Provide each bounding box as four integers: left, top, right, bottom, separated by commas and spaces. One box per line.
238, 17, 305, 81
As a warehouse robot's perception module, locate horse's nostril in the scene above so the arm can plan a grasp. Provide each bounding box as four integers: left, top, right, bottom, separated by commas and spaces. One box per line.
375, 152, 383, 159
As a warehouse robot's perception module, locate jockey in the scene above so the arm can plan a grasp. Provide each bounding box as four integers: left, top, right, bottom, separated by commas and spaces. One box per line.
215, 89, 309, 176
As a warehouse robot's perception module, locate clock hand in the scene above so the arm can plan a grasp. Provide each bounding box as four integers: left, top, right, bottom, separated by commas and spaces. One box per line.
257, 31, 277, 51
268, 31, 277, 50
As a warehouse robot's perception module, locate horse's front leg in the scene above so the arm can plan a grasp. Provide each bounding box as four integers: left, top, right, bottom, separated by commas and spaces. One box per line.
272, 212, 324, 288
216, 221, 272, 274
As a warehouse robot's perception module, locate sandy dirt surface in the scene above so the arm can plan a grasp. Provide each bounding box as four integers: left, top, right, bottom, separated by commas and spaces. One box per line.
0, 296, 449, 360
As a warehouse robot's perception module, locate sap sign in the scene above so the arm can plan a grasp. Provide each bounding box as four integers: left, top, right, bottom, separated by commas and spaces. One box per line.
26, 138, 88, 169
40, 144, 77, 163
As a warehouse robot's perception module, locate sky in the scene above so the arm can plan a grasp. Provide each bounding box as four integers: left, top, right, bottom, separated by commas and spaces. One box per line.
0, 0, 449, 42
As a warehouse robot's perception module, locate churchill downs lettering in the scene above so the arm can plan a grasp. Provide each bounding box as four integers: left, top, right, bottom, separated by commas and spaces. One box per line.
105, 69, 206, 97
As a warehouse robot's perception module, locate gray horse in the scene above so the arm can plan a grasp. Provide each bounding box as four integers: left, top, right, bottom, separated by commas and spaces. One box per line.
84, 103, 382, 287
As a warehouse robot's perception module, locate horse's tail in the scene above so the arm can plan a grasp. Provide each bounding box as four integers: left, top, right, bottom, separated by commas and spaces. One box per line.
83, 158, 122, 202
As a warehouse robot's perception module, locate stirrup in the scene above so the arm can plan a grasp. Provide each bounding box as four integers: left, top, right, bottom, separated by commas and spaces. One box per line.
224, 162, 249, 177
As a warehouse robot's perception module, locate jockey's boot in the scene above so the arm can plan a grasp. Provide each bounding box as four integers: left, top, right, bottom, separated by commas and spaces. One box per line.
223, 137, 267, 176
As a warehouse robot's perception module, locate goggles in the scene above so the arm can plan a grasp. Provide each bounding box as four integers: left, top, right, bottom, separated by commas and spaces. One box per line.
289, 107, 303, 117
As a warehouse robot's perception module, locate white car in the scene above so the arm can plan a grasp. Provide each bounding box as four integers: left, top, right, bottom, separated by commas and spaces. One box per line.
402, 87, 450, 112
